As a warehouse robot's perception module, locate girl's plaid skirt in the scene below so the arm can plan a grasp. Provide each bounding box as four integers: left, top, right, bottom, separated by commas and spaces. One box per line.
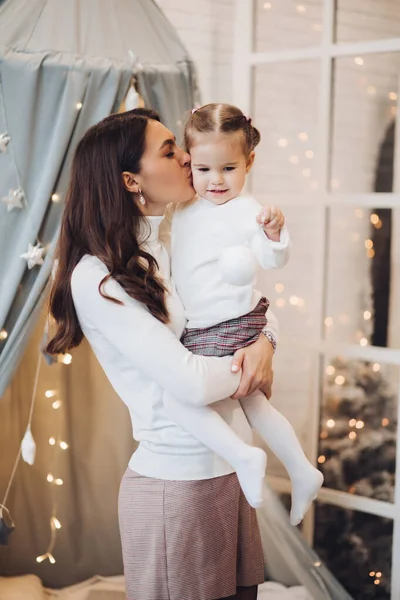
181, 297, 270, 357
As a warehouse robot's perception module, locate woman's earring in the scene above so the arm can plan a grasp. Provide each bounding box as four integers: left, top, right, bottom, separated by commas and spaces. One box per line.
138, 188, 146, 206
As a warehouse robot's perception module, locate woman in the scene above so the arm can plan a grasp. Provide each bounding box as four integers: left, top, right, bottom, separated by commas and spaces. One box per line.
46, 108, 278, 600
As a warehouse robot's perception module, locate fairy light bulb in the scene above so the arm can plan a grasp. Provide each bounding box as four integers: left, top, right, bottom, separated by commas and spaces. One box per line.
276, 298, 285, 308
317, 455, 326, 464
326, 419, 335, 428
51, 194, 60, 203
49, 437, 56, 446
305, 150, 314, 159
364, 311, 371, 320
326, 365, 335, 375
355, 420, 364, 429
349, 431, 357, 440
289, 155, 299, 164
335, 375, 345, 385
76, 102, 83, 110
275, 283, 284, 293
60, 353, 72, 365
298, 132, 308, 141
354, 57, 364, 66
51, 517, 62, 530
324, 317, 333, 327
60, 441, 69, 450
349, 419, 356, 427
360, 337, 368, 347
0, 329, 8, 340
365, 239, 373, 250
52, 400, 62, 410
370, 214, 379, 225
278, 138, 288, 148
45, 390, 56, 398
47, 473, 54, 483
372, 363, 380, 372
55, 478, 64, 486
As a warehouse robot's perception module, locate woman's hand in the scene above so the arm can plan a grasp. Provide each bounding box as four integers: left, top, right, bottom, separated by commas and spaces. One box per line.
230, 334, 274, 399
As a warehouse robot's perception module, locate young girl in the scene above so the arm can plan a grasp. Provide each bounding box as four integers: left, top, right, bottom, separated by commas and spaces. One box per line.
162, 103, 323, 525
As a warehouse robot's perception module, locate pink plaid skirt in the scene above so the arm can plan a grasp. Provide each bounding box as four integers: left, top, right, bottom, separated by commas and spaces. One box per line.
182, 297, 270, 357
118, 469, 265, 600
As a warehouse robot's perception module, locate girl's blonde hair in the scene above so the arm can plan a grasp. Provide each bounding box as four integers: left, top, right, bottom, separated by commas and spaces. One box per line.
184, 103, 261, 156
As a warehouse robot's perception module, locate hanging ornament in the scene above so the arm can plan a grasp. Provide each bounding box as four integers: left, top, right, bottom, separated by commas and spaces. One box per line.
1, 187, 25, 212
20, 243, 46, 269
21, 424, 36, 466
0, 505, 15, 546
0, 132, 11, 153
125, 85, 139, 111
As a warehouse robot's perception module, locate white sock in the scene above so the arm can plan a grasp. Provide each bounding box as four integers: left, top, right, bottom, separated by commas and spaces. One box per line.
241, 392, 324, 525
163, 391, 267, 508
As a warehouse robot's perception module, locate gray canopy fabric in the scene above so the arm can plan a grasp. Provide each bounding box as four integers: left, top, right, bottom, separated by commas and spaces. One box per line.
0, 0, 198, 398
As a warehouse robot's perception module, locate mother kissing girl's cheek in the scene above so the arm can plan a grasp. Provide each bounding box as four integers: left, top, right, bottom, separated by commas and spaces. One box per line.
46, 108, 276, 600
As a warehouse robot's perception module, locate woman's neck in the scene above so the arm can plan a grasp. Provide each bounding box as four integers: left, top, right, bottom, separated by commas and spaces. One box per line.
141, 205, 165, 217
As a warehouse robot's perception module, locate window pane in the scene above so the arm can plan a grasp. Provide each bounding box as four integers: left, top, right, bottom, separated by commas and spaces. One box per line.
325, 206, 400, 349
318, 357, 398, 502
336, 0, 400, 44
253, 60, 320, 194
331, 53, 399, 193
314, 503, 392, 599
255, 0, 323, 52
255, 204, 320, 477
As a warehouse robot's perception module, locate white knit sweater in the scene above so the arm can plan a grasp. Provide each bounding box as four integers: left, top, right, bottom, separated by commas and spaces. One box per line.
71, 216, 279, 480
170, 194, 290, 328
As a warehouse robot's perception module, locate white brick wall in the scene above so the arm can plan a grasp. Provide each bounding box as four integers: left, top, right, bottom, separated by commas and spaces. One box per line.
156, 0, 234, 103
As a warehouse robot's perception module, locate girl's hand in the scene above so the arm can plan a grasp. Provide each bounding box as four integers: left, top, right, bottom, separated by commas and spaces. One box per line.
230, 334, 274, 399
256, 206, 285, 242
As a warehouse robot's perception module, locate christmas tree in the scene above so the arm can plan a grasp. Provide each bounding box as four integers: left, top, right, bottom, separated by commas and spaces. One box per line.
314, 357, 397, 599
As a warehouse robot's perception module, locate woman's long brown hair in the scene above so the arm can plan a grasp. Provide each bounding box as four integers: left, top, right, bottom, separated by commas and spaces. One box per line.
46, 108, 169, 355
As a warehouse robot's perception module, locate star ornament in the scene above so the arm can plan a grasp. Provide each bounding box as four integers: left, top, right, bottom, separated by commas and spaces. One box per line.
2, 187, 25, 212
21, 243, 46, 270
0, 132, 11, 153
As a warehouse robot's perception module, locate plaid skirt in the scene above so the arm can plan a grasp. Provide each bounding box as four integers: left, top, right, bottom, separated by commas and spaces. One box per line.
182, 297, 270, 357
118, 469, 265, 600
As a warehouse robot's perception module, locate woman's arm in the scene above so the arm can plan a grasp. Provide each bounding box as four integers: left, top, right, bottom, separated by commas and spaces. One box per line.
231, 307, 279, 400
71, 260, 241, 407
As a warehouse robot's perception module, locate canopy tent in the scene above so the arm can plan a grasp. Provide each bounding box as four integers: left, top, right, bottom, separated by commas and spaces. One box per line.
0, 0, 198, 398
0, 0, 352, 598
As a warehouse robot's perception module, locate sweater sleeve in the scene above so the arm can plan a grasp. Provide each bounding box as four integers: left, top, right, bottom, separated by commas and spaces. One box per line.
250, 225, 290, 270
71, 259, 241, 407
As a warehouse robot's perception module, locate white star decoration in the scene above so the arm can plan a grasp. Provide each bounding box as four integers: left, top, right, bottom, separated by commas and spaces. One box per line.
0, 132, 11, 153
20, 243, 46, 269
2, 187, 25, 212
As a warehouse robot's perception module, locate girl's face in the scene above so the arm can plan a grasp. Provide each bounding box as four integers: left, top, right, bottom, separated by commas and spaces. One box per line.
134, 120, 195, 214
190, 131, 255, 205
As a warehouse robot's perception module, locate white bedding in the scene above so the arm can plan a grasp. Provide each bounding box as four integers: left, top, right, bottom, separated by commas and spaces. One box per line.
0, 575, 312, 599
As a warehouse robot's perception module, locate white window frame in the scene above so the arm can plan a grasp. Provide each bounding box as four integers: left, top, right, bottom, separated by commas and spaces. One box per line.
233, 1, 400, 597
